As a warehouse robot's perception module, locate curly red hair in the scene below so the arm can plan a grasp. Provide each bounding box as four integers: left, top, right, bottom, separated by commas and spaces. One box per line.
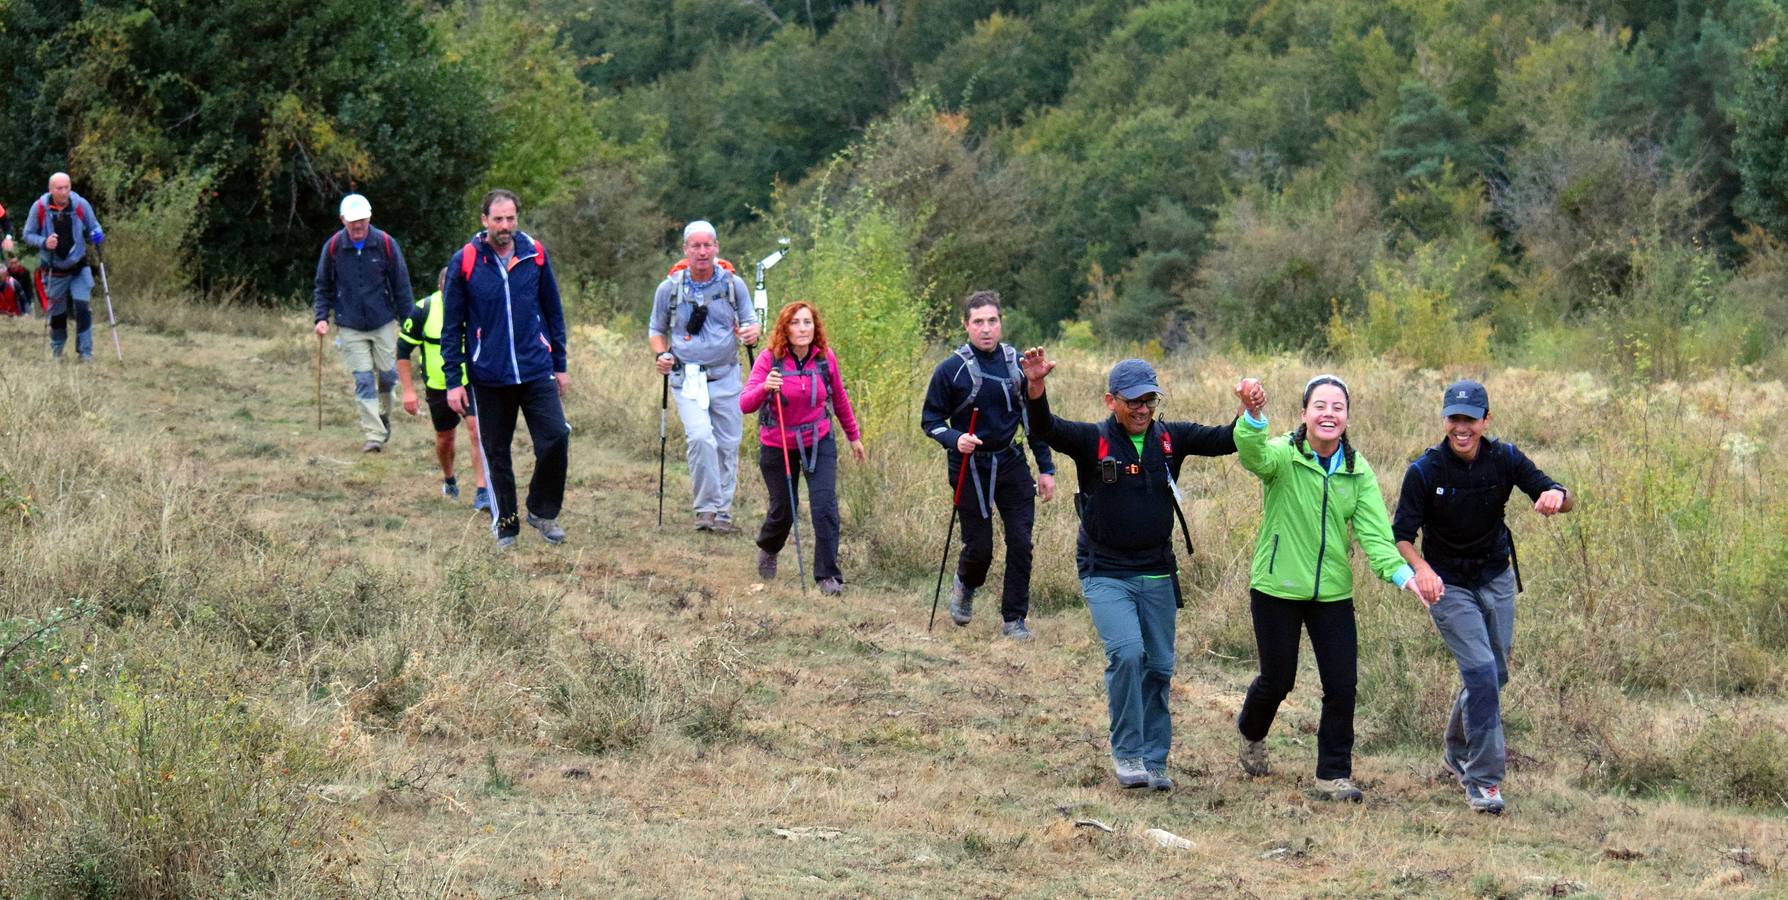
766, 300, 829, 360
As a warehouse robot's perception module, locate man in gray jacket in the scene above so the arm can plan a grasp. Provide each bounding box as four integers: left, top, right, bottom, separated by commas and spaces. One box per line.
313, 193, 413, 452
648, 220, 760, 532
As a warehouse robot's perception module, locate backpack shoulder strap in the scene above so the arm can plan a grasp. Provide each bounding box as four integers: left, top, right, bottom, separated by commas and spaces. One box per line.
950, 344, 982, 415
33, 198, 46, 230
381, 229, 393, 258
458, 242, 478, 282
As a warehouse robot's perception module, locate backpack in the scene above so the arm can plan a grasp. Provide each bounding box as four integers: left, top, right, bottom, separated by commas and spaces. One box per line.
1409, 440, 1526, 593
457, 234, 546, 282
660, 258, 740, 337
326, 227, 394, 261
759, 350, 834, 428
949, 343, 1031, 440
1094, 424, 1196, 566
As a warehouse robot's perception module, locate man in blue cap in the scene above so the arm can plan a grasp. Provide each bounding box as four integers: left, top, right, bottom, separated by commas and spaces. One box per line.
1019, 348, 1255, 792
1393, 378, 1574, 815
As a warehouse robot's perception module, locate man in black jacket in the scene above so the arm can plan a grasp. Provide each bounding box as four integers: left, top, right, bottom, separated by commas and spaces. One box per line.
313, 193, 413, 452
1020, 349, 1254, 792
920, 291, 1056, 640
1394, 379, 1573, 815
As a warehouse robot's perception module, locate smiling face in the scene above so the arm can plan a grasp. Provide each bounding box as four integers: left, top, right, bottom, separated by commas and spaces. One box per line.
1446, 411, 1490, 460
1104, 392, 1159, 435
964, 303, 1001, 352
1302, 383, 1349, 452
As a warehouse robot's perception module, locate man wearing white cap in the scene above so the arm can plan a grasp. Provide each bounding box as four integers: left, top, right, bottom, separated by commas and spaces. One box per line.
649, 220, 760, 532
313, 193, 413, 452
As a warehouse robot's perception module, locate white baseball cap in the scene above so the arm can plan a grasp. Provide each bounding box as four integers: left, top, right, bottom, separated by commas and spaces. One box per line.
339, 194, 372, 222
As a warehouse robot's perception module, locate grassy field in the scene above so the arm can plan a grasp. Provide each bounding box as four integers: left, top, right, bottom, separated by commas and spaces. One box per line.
1, 305, 1786, 898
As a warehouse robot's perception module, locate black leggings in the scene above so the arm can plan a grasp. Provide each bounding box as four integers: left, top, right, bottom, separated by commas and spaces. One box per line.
1236, 590, 1359, 779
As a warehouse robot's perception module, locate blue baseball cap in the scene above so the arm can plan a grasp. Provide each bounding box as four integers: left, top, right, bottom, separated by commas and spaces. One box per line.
1107, 358, 1161, 400
1442, 379, 1489, 419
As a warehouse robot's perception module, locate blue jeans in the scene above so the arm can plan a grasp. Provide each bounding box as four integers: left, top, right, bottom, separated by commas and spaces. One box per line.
1082, 575, 1177, 767
1429, 567, 1517, 787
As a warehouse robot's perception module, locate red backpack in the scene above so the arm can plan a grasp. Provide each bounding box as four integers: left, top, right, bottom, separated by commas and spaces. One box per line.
457, 235, 546, 282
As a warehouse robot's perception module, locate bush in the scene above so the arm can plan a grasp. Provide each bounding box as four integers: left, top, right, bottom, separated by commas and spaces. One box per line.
1329, 243, 1493, 369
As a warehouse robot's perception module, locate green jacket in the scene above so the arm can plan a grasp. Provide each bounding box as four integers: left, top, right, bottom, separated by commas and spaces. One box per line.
1234, 416, 1413, 602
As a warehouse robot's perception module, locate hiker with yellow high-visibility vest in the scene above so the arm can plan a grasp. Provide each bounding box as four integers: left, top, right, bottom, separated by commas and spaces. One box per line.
397, 267, 490, 511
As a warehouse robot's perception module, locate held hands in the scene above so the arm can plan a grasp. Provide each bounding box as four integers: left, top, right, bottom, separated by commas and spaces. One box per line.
1409, 565, 1445, 608
1234, 377, 1266, 416
1535, 488, 1566, 517
764, 368, 782, 393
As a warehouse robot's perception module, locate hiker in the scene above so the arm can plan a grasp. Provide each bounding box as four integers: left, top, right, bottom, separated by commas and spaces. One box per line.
441, 189, 570, 548
1393, 379, 1574, 815
312, 193, 414, 452
920, 291, 1056, 640
1231, 374, 1421, 803
739, 300, 865, 595
397, 266, 490, 511
648, 220, 760, 534
1018, 351, 1246, 791
0, 258, 29, 318
21, 173, 104, 360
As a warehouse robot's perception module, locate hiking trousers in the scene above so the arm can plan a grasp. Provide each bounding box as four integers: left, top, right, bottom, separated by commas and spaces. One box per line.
471, 378, 569, 539
756, 432, 841, 582
1429, 566, 1517, 788
339, 321, 397, 444
49, 300, 92, 359
954, 450, 1036, 623
1237, 591, 1359, 780
1083, 574, 1178, 768
670, 362, 743, 523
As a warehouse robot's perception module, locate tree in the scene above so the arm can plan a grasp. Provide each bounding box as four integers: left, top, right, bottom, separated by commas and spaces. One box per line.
1735, 36, 1788, 239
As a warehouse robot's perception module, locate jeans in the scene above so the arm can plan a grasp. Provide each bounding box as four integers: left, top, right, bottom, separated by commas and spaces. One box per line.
954, 450, 1036, 622
756, 432, 842, 582
670, 362, 743, 520
1083, 575, 1178, 767
1429, 566, 1517, 788
1237, 590, 1358, 780
338, 321, 398, 443
471, 378, 570, 539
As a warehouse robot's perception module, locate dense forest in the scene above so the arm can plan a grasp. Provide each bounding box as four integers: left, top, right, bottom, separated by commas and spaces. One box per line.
4, 0, 1786, 374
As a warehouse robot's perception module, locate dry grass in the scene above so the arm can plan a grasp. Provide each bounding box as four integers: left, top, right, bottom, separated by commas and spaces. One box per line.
0, 307, 1785, 897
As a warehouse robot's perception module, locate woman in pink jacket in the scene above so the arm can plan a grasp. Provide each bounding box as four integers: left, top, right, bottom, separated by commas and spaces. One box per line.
740, 301, 866, 595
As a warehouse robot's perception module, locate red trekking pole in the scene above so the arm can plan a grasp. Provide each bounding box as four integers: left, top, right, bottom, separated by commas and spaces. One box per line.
928, 410, 978, 631
773, 392, 808, 594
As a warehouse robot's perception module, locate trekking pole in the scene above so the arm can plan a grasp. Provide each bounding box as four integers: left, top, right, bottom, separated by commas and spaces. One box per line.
656, 371, 669, 527
315, 331, 324, 430
773, 392, 807, 594
928, 410, 978, 631
93, 248, 122, 362
745, 237, 790, 369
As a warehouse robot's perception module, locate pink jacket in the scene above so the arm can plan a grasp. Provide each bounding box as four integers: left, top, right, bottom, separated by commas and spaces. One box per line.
740, 346, 861, 450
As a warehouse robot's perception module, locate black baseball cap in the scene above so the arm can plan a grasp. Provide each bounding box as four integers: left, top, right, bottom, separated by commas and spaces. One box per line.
1442, 379, 1489, 419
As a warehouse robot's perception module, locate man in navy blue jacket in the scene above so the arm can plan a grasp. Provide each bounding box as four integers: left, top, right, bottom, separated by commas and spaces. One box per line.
313, 193, 413, 451
442, 189, 571, 548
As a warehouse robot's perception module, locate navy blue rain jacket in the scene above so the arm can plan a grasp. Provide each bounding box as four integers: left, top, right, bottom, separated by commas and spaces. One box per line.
440, 231, 567, 389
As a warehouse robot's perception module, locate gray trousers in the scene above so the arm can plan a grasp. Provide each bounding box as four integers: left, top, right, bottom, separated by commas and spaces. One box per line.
1429, 566, 1517, 788
670, 362, 743, 519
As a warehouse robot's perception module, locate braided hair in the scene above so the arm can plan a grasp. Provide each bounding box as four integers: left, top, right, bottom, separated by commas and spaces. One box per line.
1293, 374, 1356, 473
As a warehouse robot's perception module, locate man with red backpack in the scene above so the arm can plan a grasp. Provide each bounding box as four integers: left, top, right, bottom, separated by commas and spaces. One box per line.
442, 189, 570, 549
312, 193, 414, 452
22, 173, 104, 360
648, 220, 760, 534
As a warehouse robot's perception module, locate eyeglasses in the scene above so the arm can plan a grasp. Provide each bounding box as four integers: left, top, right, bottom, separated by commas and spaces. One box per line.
1118, 395, 1161, 410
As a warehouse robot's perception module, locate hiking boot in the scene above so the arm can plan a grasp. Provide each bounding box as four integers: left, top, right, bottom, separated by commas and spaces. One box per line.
472, 487, 491, 511
495, 533, 516, 549
1113, 757, 1150, 789
1441, 753, 1464, 786
1465, 783, 1505, 815
1238, 731, 1270, 777
818, 577, 844, 596
1313, 777, 1363, 802
362, 441, 383, 453
694, 512, 717, 532
1000, 619, 1033, 641
527, 513, 566, 544
949, 576, 974, 626
757, 549, 778, 580
1145, 764, 1175, 792
710, 515, 739, 535
442, 478, 459, 500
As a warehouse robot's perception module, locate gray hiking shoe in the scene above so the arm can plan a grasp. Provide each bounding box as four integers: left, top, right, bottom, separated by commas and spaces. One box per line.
526, 513, 566, 544
757, 549, 778, 580
1238, 731, 1270, 777
710, 515, 739, 535
818, 577, 844, 596
495, 533, 517, 549
1465, 783, 1505, 815
1146, 764, 1174, 792
949, 576, 974, 626
694, 512, 716, 532
1114, 757, 1150, 789
1313, 777, 1364, 802
1000, 619, 1033, 641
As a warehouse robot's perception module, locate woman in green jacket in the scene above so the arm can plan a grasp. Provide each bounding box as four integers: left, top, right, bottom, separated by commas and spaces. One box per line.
1231, 374, 1419, 802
